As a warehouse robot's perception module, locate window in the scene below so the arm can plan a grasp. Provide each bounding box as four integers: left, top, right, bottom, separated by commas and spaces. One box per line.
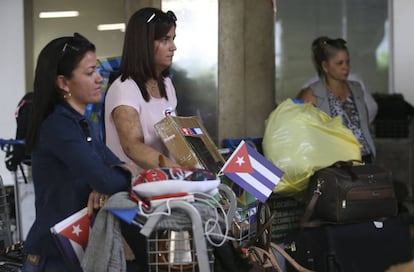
275, 0, 389, 103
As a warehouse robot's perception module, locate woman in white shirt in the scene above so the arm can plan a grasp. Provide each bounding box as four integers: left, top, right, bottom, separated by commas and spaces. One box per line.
105, 7, 180, 171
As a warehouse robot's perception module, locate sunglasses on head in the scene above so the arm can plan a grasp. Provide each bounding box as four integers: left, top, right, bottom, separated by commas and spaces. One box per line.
323, 38, 347, 47
146, 10, 177, 24
61, 33, 92, 54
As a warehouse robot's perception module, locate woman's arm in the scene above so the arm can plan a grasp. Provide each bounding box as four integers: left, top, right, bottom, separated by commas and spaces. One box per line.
112, 105, 178, 169
45, 117, 131, 195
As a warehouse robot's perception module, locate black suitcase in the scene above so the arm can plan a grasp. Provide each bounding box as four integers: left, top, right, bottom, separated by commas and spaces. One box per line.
284, 213, 413, 272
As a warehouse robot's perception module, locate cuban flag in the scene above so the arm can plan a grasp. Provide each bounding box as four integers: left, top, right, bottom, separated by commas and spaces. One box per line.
181, 127, 203, 136
50, 208, 91, 271
220, 140, 284, 203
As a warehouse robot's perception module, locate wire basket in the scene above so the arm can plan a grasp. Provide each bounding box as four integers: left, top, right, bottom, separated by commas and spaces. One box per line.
232, 202, 258, 247
147, 229, 214, 272
139, 184, 240, 272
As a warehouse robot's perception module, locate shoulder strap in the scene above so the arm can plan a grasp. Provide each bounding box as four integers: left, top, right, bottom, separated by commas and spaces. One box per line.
248, 245, 282, 271
244, 203, 316, 272
300, 178, 324, 229
270, 242, 315, 272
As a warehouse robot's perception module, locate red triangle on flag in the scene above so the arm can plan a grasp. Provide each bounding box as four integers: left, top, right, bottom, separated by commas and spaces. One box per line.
223, 143, 253, 173
59, 213, 90, 248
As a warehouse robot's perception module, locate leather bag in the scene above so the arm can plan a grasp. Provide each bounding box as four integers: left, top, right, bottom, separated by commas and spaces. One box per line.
301, 161, 398, 226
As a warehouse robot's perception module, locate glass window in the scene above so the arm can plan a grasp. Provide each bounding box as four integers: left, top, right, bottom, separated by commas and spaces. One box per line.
275, 0, 389, 103
163, 0, 219, 142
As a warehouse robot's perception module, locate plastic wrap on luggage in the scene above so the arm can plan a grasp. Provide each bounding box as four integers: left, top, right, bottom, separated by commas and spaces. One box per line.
262, 99, 361, 196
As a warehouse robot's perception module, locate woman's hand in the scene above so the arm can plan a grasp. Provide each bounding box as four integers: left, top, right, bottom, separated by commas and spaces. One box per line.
87, 191, 108, 216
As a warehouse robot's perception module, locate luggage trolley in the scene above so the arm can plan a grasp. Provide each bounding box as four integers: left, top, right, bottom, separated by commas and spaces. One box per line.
0, 139, 31, 244
139, 184, 238, 272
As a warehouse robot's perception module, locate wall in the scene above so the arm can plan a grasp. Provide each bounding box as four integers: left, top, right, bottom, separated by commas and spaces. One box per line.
0, 0, 26, 186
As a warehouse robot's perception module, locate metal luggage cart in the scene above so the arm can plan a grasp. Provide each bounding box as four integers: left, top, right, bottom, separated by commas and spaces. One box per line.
0, 139, 31, 244
0, 175, 12, 250
139, 184, 238, 272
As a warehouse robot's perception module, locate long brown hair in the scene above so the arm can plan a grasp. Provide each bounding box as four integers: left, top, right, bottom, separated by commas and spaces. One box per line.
120, 7, 177, 102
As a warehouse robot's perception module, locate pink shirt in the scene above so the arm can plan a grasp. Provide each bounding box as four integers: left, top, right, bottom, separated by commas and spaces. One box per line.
104, 76, 177, 170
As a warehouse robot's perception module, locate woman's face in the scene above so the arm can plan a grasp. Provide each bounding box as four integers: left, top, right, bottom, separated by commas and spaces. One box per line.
322, 50, 350, 81
154, 26, 177, 74
59, 51, 103, 114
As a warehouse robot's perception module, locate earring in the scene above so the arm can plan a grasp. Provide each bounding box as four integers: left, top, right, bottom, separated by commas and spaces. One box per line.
64, 92, 72, 99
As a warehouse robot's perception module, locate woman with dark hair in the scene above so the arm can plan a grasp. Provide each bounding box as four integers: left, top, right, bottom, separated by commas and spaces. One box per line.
105, 7, 180, 171
23, 33, 139, 271
297, 36, 375, 163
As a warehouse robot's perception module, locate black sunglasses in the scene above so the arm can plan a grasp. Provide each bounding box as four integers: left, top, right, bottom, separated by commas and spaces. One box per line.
146, 10, 177, 24
61, 33, 92, 54
324, 38, 347, 47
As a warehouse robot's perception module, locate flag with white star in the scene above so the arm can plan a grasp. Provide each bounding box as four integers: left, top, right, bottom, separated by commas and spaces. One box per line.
220, 140, 284, 203
51, 207, 91, 271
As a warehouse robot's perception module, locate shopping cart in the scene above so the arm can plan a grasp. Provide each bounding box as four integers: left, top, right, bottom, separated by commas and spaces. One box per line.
139, 184, 238, 272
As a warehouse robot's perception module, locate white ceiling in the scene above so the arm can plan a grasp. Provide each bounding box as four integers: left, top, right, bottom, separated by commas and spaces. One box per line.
32, 0, 127, 64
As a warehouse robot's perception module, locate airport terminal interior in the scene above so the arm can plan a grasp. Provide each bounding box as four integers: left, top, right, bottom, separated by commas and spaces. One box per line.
1, 0, 414, 271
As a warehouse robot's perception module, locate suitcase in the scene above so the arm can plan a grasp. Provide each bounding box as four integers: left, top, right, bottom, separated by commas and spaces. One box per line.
284, 213, 413, 272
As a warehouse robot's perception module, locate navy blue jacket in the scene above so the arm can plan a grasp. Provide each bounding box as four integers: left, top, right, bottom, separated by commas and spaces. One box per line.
24, 103, 130, 256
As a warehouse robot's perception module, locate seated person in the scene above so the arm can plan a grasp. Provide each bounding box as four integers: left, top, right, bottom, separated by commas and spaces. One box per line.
297, 36, 375, 163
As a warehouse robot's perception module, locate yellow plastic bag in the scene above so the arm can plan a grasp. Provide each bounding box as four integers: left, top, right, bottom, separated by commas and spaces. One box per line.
262, 99, 361, 196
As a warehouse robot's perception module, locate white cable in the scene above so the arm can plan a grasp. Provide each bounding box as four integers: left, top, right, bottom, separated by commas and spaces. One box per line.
194, 192, 231, 247
134, 190, 237, 247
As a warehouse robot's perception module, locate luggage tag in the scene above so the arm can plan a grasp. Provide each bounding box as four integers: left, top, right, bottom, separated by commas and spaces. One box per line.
373, 221, 384, 228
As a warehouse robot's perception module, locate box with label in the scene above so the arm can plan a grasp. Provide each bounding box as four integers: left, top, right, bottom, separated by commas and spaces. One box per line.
155, 116, 225, 174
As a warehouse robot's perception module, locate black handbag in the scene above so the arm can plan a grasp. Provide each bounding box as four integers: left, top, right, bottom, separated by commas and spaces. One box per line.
301, 161, 398, 226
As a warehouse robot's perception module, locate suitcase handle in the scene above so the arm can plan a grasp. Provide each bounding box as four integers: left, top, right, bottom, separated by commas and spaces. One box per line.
332, 160, 364, 181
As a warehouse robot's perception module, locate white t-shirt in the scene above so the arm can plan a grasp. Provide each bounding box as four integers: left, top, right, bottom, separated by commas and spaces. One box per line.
104, 76, 177, 170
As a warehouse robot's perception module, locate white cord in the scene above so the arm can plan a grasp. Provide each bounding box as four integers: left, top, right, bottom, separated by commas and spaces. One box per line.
194, 192, 231, 247
135, 190, 237, 247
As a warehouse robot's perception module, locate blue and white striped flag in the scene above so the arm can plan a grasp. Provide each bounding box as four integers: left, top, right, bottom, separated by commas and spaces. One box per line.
220, 140, 284, 203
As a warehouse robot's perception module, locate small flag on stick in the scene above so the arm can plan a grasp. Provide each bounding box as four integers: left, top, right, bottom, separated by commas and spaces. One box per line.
51, 207, 91, 271
220, 140, 284, 203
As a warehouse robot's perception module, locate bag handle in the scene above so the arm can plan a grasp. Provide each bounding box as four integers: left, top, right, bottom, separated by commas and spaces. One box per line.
245, 203, 315, 272
270, 242, 314, 272
248, 245, 282, 271
332, 160, 365, 180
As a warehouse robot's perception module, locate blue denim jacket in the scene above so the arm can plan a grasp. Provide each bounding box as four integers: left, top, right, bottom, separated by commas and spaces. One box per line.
23, 102, 130, 257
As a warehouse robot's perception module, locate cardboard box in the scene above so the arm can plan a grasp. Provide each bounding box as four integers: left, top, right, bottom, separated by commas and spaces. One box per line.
155, 116, 225, 174
155, 116, 257, 206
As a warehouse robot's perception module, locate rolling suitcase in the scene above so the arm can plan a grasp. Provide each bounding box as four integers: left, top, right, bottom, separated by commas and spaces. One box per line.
284, 213, 412, 272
